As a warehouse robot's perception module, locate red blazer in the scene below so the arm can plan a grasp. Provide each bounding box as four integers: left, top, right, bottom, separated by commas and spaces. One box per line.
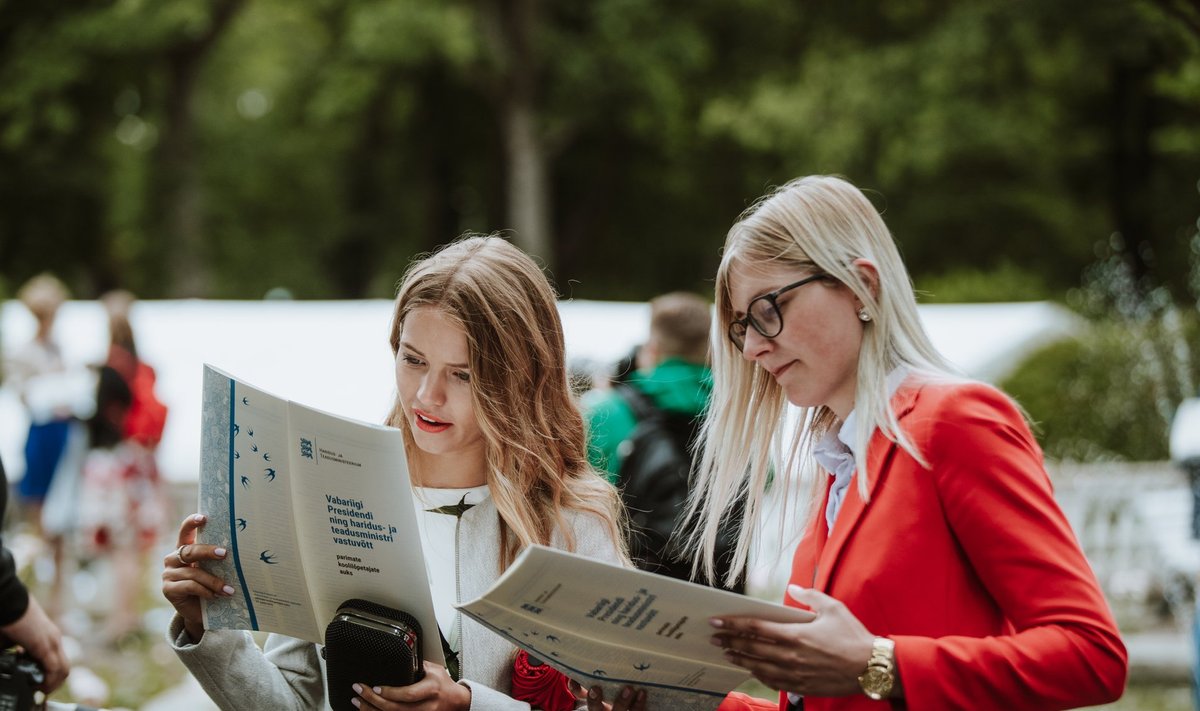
726, 381, 1127, 710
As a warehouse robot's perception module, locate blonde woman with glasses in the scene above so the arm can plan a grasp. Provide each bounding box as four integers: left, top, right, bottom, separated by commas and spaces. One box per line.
594, 176, 1128, 711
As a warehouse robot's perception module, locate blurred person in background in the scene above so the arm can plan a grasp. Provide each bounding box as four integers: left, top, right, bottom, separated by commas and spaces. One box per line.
76, 365, 166, 644
5, 273, 90, 619
583, 293, 710, 483
98, 291, 168, 452
0, 452, 70, 695
583, 293, 744, 592
6, 275, 72, 527
74, 293, 168, 643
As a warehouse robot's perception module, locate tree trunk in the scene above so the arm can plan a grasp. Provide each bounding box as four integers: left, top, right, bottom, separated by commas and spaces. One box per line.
158, 0, 246, 297
328, 76, 393, 298
161, 53, 207, 297
479, 0, 553, 266
502, 100, 551, 262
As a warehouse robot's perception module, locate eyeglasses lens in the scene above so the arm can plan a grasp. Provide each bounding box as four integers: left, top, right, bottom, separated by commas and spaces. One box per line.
729, 298, 782, 351
729, 321, 748, 350
750, 299, 782, 338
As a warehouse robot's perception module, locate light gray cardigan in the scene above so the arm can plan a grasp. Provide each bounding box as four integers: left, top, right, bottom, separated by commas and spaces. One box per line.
169, 496, 623, 710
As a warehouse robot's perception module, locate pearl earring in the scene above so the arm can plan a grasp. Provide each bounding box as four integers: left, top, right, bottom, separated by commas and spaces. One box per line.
857, 308, 871, 322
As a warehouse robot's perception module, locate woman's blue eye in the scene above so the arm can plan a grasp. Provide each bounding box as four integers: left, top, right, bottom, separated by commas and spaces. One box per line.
453, 371, 470, 382
402, 355, 423, 366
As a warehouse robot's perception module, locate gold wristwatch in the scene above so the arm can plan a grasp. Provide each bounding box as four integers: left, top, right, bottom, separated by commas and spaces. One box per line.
857, 636, 896, 700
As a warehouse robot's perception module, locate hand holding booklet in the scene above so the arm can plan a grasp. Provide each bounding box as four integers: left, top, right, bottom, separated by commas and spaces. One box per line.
457, 545, 814, 711
195, 365, 444, 665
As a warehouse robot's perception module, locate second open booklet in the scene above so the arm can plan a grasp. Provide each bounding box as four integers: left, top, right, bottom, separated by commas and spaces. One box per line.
458, 545, 815, 710
196, 364, 444, 665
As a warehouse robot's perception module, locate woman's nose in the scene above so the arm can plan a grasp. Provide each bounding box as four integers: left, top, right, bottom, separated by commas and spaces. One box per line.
741, 326, 771, 362
418, 374, 445, 406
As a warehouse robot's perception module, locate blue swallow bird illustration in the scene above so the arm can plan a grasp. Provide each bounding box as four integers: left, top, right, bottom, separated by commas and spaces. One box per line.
263, 452, 271, 462
592, 670, 607, 677
545, 635, 559, 643
260, 550, 278, 564
634, 663, 651, 671
240, 475, 250, 489
236, 518, 247, 531
242, 397, 249, 405
233, 423, 240, 436
264, 468, 276, 482
251, 444, 259, 453
247, 428, 254, 437
234, 450, 240, 460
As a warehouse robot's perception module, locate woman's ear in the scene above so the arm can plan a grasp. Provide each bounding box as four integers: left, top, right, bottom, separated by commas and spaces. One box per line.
850, 258, 880, 303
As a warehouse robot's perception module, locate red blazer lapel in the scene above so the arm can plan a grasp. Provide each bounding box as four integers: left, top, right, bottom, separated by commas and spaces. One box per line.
812, 386, 921, 592
792, 477, 833, 592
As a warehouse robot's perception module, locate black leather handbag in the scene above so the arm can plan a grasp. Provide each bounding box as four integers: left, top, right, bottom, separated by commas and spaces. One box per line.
322, 598, 425, 711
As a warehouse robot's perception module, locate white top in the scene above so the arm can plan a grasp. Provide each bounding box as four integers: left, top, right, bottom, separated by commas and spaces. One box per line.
411, 484, 491, 655
813, 368, 910, 531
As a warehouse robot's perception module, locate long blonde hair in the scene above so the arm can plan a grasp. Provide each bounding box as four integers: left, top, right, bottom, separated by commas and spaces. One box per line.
686, 176, 960, 586
385, 235, 627, 569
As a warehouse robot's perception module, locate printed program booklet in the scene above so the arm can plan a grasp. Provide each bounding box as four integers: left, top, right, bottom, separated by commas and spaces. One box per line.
197, 364, 444, 664
458, 545, 814, 710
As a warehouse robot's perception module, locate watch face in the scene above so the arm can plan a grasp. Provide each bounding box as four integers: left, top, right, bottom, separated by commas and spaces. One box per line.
859, 667, 893, 700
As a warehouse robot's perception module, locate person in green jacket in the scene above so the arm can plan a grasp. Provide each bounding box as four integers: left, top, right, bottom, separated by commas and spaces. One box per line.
583, 292, 712, 484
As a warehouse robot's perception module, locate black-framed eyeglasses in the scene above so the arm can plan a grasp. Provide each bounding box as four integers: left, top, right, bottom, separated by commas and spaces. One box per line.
728, 274, 829, 350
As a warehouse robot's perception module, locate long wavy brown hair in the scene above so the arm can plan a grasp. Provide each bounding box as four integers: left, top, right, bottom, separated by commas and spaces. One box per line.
385, 235, 628, 569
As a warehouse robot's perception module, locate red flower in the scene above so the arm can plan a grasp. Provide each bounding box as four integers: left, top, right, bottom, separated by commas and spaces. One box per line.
510, 650, 576, 711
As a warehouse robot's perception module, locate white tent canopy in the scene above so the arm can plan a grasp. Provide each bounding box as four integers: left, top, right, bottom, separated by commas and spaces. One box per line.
0, 299, 1079, 483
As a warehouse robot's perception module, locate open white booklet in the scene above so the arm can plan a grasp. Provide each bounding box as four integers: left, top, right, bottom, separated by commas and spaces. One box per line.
458, 545, 814, 710
196, 364, 444, 665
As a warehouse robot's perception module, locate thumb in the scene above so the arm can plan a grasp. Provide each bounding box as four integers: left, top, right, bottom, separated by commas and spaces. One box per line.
786, 584, 838, 614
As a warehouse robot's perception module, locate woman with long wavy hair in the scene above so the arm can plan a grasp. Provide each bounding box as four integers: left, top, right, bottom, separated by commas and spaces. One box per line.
163, 235, 627, 710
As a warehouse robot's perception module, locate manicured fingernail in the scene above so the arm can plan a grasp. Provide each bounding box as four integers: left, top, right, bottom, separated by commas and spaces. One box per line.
589, 687, 599, 699
636, 690, 647, 703
222, 585, 235, 595
373, 687, 381, 695
214, 548, 227, 557
709, 618, 724, 628
709, 636, 722, 646
352, 684, 362, 694
350, 699, 360, 709
192, 514, 206, 522
620, 687, 631, 700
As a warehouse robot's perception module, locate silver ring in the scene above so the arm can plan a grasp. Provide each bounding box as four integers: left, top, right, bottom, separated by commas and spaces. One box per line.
175, 545, 189, 566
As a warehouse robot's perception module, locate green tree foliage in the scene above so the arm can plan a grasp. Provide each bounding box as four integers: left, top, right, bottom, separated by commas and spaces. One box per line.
702, 0, 1200, 301
0, 0, 1196, 302
1001, 312, 1199, 461
1002, 220, 1200, 461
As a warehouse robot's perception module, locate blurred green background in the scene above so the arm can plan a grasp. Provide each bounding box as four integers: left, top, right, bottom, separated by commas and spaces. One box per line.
3, 0, 1200, 462
0, 0, 1197, 303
